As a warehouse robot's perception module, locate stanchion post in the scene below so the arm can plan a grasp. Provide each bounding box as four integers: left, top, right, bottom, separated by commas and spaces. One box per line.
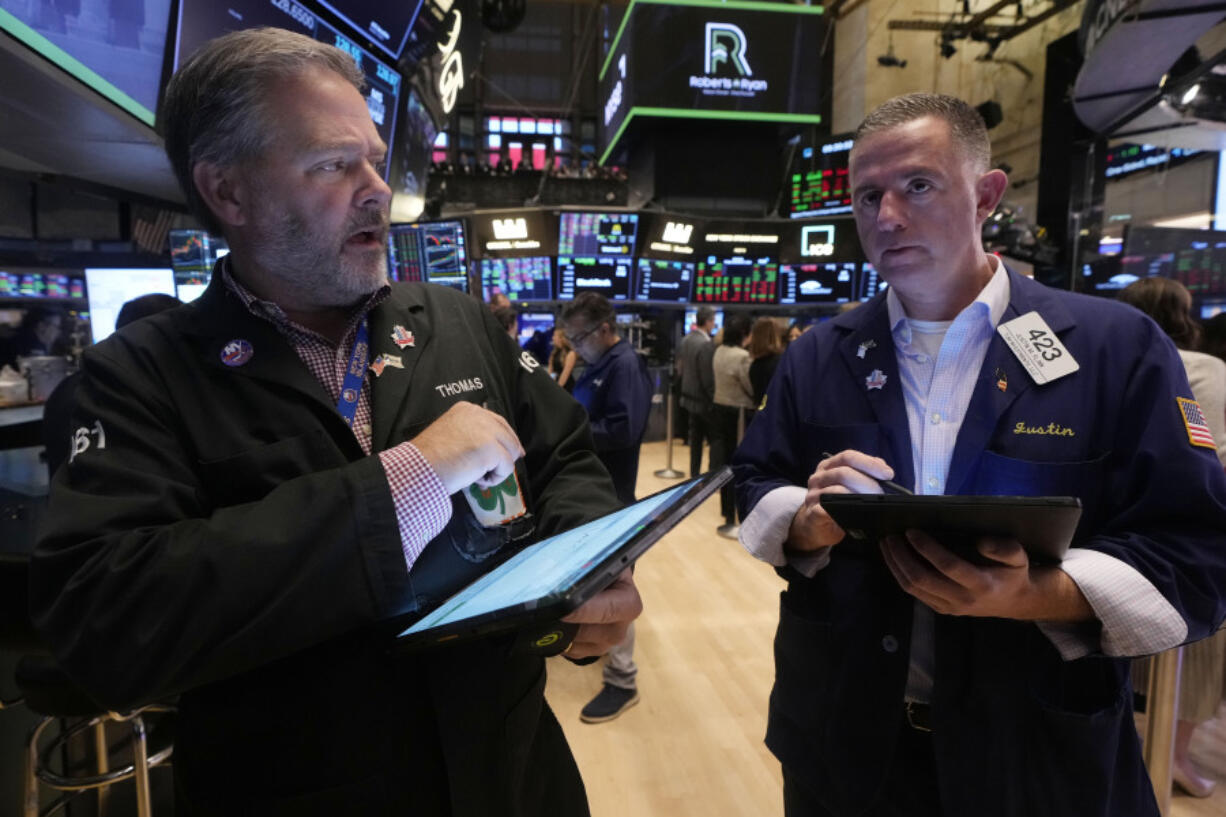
654, 362, 684, 479
1142, 647, 1182, 816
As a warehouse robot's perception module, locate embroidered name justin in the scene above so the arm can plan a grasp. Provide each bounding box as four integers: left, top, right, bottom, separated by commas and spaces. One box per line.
435, 377, 484, 397
1013, 421, 1075, 437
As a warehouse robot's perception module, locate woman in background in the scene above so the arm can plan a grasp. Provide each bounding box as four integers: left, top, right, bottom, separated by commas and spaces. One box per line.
748, 317, 784, 409
548, 326, 577, 393
710, 314, 753, 538
1119, 277, 1226, 798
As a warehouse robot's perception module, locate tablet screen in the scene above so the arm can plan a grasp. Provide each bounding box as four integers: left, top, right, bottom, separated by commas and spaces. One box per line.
399, 478, 699, 637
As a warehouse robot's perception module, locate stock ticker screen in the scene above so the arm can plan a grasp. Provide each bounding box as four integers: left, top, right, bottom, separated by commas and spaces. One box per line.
693, 256, 779, 304
556, 256, 634, 301
480, 257, 554, 302
789, 136, 853, 219
635, 259, 694, 303
387, 221, 469, 291
558, 212, 640, 257
1121, 227, 1226, 298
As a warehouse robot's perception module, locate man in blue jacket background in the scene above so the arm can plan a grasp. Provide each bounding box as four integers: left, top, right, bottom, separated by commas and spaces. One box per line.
734, 92, 1226, 816
562, 291, 654, 724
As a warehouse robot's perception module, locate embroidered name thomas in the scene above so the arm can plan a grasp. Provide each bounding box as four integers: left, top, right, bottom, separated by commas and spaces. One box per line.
435, 377, 484, 398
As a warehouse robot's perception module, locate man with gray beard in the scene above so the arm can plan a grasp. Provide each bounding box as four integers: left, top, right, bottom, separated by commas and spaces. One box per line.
29, 27, 640, 816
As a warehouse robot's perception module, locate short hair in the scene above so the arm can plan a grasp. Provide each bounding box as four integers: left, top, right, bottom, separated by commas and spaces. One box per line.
160, 27, 366, 234
560, 292, 616, 331
116, 293, 183, 329
854, 93, 992, 174
695, 306, 716, 327
1116, 277, 1200, 351
722, 313, 752, 347
748, 317, 783, 358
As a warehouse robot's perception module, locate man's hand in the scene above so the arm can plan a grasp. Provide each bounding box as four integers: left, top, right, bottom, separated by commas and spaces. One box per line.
411, 402, 525, 494
880, 531, 1093, 622
787, 450, 894, 553
560, 570, 643, 658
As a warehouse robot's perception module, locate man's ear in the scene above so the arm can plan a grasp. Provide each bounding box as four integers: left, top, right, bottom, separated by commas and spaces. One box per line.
192, 161, 251, 228
975, 168, 1009, 222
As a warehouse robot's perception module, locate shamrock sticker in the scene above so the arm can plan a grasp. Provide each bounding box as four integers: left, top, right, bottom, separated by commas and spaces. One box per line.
470, 473, 519, 517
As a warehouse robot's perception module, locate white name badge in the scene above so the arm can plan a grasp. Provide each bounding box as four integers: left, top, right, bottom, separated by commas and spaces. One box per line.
997, 311, 1079, 385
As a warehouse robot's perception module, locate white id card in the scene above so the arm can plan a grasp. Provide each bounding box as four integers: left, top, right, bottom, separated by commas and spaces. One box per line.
997, 311, 1079, 385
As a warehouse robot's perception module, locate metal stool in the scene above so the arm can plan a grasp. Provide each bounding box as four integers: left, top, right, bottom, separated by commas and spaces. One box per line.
1, 552, 174, 816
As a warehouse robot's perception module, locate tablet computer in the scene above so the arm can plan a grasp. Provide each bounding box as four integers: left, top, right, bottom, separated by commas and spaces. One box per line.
818, 494, 1082, 564
396, 467, 732, 650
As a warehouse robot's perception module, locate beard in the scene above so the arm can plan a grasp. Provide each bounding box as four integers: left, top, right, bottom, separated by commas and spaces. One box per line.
247, 201, 389, 309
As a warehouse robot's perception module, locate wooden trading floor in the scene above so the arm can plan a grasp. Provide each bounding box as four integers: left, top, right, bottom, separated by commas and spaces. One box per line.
545, 440, 1226, 817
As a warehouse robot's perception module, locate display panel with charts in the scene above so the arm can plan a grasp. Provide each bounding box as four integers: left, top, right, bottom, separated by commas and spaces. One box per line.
635, 259, 694, 303
555, 256, 634, 301
397, 469, 731, 649
480, 257, 554, 302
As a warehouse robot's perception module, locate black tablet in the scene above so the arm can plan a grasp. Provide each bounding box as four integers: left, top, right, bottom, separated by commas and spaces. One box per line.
396, 467, 732, 650
818, 494, 1082, 564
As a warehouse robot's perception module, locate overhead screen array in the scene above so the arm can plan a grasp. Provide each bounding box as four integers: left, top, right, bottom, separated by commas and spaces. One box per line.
394, 211, 873, 306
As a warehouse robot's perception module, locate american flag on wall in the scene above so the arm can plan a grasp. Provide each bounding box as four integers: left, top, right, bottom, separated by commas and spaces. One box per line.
1177, 397, 1217, 450
131, 205, 176, 255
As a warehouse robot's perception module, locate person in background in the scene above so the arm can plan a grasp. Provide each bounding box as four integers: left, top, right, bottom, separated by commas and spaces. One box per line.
6, 306, 65, 367
784, 320, 806, 346
43, 293, 184, 477
1118, 276, 1226, 799
734, 92, 1226, 817
748, 317, 784, 409
710, 313, 753, 538
1201, 312, 1226, 363
678, 307, 717, 478
488, 290, 511, 310
548, 326, 578, 393
561, 292, 653, 724
30, 28, 640, 816
493, 303, 518, 340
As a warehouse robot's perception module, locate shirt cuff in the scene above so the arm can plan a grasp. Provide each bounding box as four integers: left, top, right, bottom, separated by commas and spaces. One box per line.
1036, 547, 1188, 660
738, 485, 831, 578
378, 442, 452, 572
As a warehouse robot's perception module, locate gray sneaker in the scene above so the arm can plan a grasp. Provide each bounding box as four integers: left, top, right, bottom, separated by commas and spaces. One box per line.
580, 683, 640, 723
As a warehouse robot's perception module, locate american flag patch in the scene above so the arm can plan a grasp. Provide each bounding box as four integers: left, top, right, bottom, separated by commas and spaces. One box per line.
1177, 397, 1217, 449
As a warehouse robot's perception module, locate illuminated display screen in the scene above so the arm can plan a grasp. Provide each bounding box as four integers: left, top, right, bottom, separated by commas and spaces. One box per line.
471, 211, 557, 258
516, 311, 556, 347
175, 0, 402, 176
387, 220, 469, 291
1118, 227, 1226, 297
779, 262, 856, 304
85, 268, 177, 342
1104, 143, 1201, 180
789, 136, 853, 219
480, 257, 553, 302
558, 212, 640, 257
315, 0, 423, 59
693, 256, 779, 304
19, 274, 45, 297
0, 0, 173, 126
556, 256, 634, 301
44, 275, 70, 298
635, 259, 694, 303
0, 272, 16, 297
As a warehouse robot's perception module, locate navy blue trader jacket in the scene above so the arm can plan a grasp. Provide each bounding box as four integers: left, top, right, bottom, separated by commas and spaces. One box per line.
571, 338, 653, 506
30, 275, 620, 816
733, 269, 1226, 817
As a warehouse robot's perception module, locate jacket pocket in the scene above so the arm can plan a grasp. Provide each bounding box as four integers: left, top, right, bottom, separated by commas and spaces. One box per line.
770, 589, 834, 732
971, 449, 1110, 498
197, 430, 343, 507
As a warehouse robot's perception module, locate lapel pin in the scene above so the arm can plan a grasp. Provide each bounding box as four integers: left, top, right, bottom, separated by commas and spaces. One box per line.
220, 339, 254, 367
391, 325, 416, 348
995, 367, 1008, 393
857, 339, 877, 359
865, 369, 887, 391
370, 353, 404, 377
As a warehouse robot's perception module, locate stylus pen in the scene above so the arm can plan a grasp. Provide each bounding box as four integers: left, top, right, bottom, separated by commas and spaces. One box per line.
821, 452, 915, 496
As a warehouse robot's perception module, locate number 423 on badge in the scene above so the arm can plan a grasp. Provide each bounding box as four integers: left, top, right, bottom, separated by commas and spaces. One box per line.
997, 312, 1079, 385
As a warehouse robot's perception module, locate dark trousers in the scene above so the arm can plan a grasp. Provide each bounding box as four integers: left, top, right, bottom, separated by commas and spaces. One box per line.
708, 403, 743, 524
686, 406, 712, 478
782, 719, 941, 817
